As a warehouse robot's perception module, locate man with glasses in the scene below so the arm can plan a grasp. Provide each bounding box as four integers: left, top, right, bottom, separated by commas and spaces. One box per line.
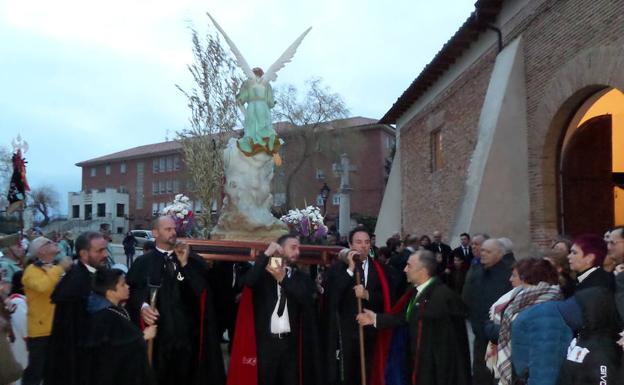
21, 236, 65, 385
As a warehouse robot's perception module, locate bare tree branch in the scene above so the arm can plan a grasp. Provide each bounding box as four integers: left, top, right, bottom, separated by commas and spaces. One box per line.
175, 22, 243, 236
30, 185, 59, 227
273, 78, 352, 209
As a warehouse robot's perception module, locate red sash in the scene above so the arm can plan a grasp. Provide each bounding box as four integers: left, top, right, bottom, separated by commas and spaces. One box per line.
369, 264, 414, 385
227, 287, 258, 385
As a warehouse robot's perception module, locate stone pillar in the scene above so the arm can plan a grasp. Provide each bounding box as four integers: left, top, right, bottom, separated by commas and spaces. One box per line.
336, 153, 357, 237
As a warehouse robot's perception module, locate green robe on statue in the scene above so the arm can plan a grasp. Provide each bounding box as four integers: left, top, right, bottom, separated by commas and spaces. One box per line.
237, 78, 282, 156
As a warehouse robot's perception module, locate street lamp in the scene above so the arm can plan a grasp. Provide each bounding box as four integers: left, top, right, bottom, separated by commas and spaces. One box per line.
320, 183, 331, 216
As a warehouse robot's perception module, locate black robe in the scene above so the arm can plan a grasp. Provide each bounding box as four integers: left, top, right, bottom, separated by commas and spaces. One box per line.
324, 257, 398, 385
83, 297, 152, 385
126, 249, 225, 385
45, 262, 93, 385
240, 253, 322, 385
377, 278, 471, 385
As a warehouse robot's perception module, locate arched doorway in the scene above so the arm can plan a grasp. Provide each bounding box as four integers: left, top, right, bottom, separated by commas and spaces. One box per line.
559, 89, 624, 236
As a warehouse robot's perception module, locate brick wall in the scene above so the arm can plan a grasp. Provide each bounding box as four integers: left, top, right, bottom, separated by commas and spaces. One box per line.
399, 0, 624, 246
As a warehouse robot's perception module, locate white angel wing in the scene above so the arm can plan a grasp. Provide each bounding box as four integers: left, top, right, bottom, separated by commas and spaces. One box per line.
261, 27, 312, 83
206, 12, 255, 79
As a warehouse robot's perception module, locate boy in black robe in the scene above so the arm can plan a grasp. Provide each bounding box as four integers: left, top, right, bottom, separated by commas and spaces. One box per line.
84, 268, 156, 385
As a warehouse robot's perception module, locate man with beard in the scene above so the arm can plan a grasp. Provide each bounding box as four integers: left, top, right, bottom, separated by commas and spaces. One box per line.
230, 234, 320, 385
126, 216, 224, 385
45, 231, 109, 385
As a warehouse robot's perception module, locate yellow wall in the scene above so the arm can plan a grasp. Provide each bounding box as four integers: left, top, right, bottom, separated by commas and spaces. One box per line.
578, 89, 624, 224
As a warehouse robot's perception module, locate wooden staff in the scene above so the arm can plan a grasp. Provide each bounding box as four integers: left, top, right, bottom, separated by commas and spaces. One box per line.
354, 262, 366, 385
147, 284, 160, 367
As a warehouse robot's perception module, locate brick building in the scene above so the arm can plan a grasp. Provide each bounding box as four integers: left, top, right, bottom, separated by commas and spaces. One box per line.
75, 140, 189, 230
376, 0, 624, 255
75, 117, 394, 230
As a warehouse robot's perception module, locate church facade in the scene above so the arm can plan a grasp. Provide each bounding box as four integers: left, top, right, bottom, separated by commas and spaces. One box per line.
377, 0, 624, 255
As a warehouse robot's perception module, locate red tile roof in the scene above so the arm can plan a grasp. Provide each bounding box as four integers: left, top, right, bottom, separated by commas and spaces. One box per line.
76, 117, 391, 167
76, 140, 182, 166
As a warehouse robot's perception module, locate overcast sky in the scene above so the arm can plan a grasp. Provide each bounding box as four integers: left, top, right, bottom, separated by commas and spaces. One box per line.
0, 0, 475, 214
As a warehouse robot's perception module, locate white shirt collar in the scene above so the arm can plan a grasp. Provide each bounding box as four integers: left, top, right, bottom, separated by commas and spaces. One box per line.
415, 277, 434, 294
156, 246, 174, 256
83, 262, 96, 274
577, 267, 598, 283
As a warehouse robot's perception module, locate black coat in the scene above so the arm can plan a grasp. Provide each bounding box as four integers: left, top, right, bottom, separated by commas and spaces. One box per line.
324, 257, 398, 384
453, 245, 474, 264
558, 287, 622, 385
430, 242, 452, 261
209, 261, 250, 339
615, 272, 624, 322
241, 254, 322, 385
461, 260, 512, 340
574, 267, 615, 293
126, 250, 225, 385
45, 262, 93, 385
83, 302, 152, 385
377, 278, 471, 385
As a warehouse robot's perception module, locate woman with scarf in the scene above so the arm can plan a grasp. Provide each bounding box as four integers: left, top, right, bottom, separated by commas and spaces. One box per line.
486, 258, 571, 385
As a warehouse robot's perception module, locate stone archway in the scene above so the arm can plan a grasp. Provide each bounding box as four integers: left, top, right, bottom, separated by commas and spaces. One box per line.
535, 43, 624, 240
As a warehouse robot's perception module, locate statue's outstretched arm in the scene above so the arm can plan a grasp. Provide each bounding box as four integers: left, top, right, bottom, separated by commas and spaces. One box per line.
207, 12, 255, 79
261, 27, 312, 83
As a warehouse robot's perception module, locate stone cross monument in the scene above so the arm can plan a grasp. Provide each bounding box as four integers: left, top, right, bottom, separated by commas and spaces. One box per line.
334, 153, 357, 237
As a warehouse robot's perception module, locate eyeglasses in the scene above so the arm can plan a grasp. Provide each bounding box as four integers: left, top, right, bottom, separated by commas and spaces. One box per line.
608, 239, 624, 246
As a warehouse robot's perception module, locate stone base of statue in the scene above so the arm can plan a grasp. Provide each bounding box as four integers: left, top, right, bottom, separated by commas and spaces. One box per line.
211, 138, 287, 242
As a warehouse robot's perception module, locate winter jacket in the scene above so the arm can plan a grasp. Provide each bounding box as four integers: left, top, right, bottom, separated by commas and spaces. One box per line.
22, 264, 64, 337
511, 301, 572, 385
462, 260, 512, 340
557, 287, 622, 385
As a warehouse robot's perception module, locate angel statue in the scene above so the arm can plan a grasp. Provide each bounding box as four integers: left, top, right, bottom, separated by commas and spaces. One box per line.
207, 13, 311, 166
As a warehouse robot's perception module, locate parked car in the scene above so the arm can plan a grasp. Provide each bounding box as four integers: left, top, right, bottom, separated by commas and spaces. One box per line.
130, 230, 154, 247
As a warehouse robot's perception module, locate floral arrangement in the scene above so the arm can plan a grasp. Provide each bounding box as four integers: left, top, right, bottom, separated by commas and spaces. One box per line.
280, 205, 328, 243
161, 194, 195, 236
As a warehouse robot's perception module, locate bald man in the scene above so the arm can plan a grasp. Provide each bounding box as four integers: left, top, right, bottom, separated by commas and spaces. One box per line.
462, 238, 512, 385
126, 216, 225, 385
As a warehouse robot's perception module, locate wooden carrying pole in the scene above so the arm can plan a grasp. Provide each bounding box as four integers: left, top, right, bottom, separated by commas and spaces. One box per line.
147, 286, 159, 367
355, 267, 366, 385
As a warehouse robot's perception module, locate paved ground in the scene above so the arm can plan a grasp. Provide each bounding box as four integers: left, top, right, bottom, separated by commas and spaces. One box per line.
108, 244, 144, 267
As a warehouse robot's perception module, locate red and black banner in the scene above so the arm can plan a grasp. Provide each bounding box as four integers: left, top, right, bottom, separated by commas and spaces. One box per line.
7, 149, 29, 214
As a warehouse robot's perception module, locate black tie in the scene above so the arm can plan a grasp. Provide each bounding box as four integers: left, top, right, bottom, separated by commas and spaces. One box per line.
277, 284, 286, 317
463, 247, 468, 256
355, 259, 366, 287
165, 253, 177, 277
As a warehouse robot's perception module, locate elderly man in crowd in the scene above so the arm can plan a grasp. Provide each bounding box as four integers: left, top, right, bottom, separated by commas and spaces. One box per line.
357, 249, 471, 385
462, 238, 512, 385
21, 236, 65, 385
